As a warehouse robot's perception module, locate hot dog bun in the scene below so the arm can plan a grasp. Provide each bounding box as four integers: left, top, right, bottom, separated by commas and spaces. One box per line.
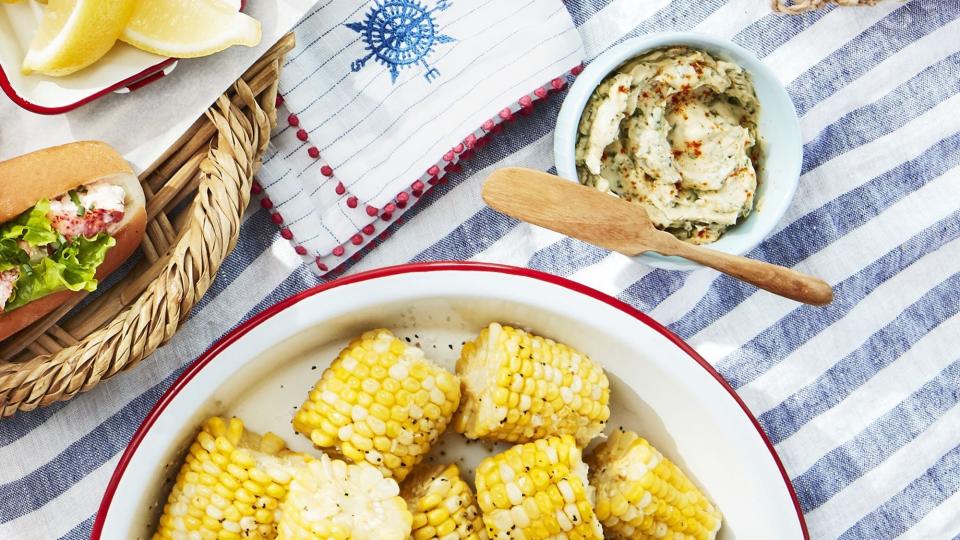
0, 141, 133, 222
0, 143, 146, 342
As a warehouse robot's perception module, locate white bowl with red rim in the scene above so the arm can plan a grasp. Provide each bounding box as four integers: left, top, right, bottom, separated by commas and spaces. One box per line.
0, 0, 243, 115
554, 32, 803, 271
92, 262, 808, 539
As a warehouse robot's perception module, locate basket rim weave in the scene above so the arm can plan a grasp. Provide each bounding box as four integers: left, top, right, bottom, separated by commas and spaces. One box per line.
0, 33, 296, 418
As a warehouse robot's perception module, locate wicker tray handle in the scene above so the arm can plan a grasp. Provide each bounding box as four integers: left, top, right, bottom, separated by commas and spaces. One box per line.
0, 35, 295, 417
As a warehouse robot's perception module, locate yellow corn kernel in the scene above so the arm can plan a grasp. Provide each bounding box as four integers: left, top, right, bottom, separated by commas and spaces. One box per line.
587, 429, 723, 539
277, 454, 411, 540
292, 329, 461, 482
454, 323, 610, 446
475, 436, 603, 540
402, 463, 487, 540
152, 417, 301, 540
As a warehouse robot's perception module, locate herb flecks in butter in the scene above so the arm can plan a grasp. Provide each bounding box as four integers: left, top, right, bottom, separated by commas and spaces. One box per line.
575, 47, 761, 244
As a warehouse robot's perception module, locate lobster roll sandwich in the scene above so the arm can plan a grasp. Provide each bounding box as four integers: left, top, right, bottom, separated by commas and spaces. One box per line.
0, 141, 146, 341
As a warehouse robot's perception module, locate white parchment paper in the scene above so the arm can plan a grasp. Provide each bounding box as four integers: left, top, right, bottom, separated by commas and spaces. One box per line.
0, 0, 317, 171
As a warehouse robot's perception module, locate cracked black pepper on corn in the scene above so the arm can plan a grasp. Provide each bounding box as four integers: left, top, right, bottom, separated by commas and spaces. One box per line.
454, 323, 611, 446
151, 325, 723, 539
292, 328, 462, 482
402, 463, 487, 540
151, 417, 412, 540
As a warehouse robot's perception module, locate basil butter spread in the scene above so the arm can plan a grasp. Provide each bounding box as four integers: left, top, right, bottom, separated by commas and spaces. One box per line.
575, 46, 761, 244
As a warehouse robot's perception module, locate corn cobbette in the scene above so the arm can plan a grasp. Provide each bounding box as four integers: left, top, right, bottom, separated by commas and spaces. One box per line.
402, 463, 488, 540
152, 417, 304, 540
150, 325, 723, 540
588, 429, 722, 539
276, 453, 411, 540
454, 323, 611, 447
475, 435, 604, 539
152, 416, 412, 540
293, 329, 461, 481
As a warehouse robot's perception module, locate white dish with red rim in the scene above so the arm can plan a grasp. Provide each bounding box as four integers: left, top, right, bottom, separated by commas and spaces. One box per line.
0, 0, 241, 114
92, 262, 808, 539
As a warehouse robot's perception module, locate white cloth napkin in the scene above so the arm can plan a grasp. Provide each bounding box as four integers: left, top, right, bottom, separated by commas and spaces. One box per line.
257, 0, 585, 273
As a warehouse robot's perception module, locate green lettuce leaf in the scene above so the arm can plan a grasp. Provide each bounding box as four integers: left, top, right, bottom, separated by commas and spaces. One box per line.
0, 239, 28, 272
0, 199, 59, 248
4, 233, 115, 311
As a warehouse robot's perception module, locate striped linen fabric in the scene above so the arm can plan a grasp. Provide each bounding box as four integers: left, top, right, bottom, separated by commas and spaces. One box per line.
0, 0, 957, 538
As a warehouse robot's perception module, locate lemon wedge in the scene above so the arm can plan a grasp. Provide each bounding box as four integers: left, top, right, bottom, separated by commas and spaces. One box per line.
120, 0, 261, 59
21, 0, 135, 77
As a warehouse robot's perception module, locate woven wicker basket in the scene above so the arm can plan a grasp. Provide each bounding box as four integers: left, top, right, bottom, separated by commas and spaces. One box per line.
0, 33, 296, 418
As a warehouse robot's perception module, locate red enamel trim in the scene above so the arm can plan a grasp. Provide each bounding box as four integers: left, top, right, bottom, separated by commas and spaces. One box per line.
0, 58, 176, 115
120, 63, 173, 92
92, 262, 809, 539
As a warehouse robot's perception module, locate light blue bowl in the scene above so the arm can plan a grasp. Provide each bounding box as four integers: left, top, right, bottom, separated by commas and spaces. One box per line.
554, 32, 802, 271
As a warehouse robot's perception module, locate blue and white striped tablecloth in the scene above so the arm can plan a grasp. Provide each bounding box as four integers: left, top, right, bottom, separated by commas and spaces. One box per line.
2, 1, 959, 538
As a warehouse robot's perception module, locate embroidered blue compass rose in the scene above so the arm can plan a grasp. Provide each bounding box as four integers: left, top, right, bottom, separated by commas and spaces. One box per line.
346, 0, 455, 84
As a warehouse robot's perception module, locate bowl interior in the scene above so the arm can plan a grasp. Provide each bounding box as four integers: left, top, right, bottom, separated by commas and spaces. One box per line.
97, 267, 804, 539
555, 33, 802, 271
